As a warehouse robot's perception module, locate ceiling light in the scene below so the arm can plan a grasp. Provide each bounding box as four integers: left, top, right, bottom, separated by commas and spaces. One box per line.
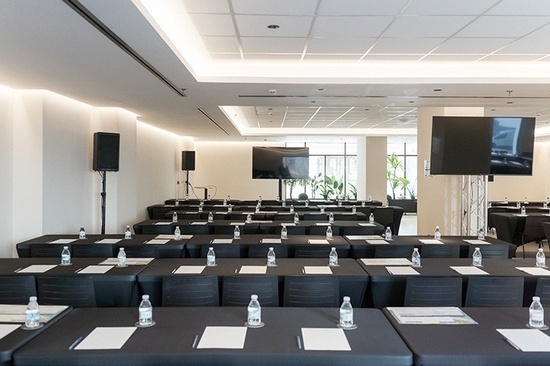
267, 24, 280, 29
507, 101, 513, 104
433, 89, 442, 92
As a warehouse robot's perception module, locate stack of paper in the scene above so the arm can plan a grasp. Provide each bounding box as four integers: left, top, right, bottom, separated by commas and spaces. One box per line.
17, 265, 57, 273
497, 329, 550, 352
77, 265, 113, 274
301, 328, 351, 351
308, 239, 329, 245
261, 238, 281, 244
516, 267, 550, 276
197, 326, 247, 349
238, 266, 267, 274
95, 239, 122, 244
450, 266, 489, 275
303, 266, 333, 274
419, 239, 444, 244
361, 258, 412, 266
366, 239, 389, 244
75, 327, 137, 350
48, 239, 78, 244
145, 239, 170, 245
211, 239, 233, 244
463, 240, 490, 245
173, 266, 205, 274
385, 267, 420, 275
387, 307, 477, 325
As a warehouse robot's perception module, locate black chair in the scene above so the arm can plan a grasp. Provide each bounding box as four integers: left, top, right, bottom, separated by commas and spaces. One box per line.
373, 207, 395, 233
162, 276, 219, 307
374, 244, 415, 258
421, 245, 460, 258
140, 225, 173, 235
404, 277, 462, 307
283, 276, 339, 307
293, 245, 332, 258
222, 276, 279, 307
302, 213, 328, 221
248, 245, 288, 258
535, 278, 550, 307
0, 276, 37, 304
520, 217, 548, 258
120, 245, 159, 258
541, 222, 550, 249
464, 276, 524, 307
467, 244, 509, 259
72, 244, 114, 258
29, 244, 65, 258
273, 214, 294, 221
200, 244, 241, 258
37, 276, 97, 307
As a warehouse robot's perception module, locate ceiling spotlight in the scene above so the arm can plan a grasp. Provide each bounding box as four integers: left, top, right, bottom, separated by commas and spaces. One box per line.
433, 88, 442, 92
311, 100, 316, 104
268, 89, 277, 95
317, 88, 325, 92
409, 100, 414, 104
507, 101, 513, 104
267, 24, 280, 29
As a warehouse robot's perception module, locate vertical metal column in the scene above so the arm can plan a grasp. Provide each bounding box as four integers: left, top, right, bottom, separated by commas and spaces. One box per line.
461, 175, 488, 236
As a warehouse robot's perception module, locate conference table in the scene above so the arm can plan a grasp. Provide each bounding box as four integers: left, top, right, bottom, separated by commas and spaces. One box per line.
16, 235, 189, 259
383, 307, 550, 366
358, 258, 544, 308
0, 258, 147, 307
12, 307, 413, 366
491, 211, 550, 245
137, 258, 368, 308
184, 234, 351, 258
0, 305, 71, 366
164, 210, 367, 222
344, 235, 516, 258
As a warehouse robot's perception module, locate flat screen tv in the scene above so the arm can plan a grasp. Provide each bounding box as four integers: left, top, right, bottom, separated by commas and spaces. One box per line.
430, 116, 535, 176
252, 147, 309, 179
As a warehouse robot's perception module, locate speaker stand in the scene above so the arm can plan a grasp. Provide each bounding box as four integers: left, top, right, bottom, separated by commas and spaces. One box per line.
100, 171, 107, 235
278, 179, 283, 201
185, 170, 190, 199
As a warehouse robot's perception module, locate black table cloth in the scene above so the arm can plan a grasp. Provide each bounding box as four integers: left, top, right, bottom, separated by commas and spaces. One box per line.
491, 212, 550, 245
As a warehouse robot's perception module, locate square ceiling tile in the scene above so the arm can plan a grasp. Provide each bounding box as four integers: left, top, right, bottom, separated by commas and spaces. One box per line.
241, 37, 306, 53
202, 36, 241, 53
232, 0, 318, 15
456, 16, 550, 37
307, 37, 376, 54
188, 14, 235, 36
496, 37, 550, 54
317, 0, 408, 15
384, 15, 476, 37
369, 37, 445, 54
181, 0, 230, 13
235, 15, 313, 37
433, 37, 515, 54
487, 0, 550, 15
312, 16, 394, 37
402, 0, 499, 15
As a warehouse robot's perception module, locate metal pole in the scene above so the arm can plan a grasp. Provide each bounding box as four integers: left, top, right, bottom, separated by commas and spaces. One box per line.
101, 171, 106, 235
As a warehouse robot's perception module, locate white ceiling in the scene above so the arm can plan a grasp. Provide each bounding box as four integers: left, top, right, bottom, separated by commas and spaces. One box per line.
2, 0, 550, 140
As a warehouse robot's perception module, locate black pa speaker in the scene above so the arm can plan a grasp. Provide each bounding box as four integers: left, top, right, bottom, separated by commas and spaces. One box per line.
93, 132, 120, 171
182, 151, 195, 171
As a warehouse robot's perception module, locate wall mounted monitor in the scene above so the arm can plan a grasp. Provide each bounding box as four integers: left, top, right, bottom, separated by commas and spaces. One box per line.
252, 147, 309, 179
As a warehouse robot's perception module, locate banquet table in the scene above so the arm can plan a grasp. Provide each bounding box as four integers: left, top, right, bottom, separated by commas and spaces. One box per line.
13, 307, 412, 366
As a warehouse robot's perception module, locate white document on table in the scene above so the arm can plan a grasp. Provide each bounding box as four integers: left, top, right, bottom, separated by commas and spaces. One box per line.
230, 222, 246, 226
387, 307, 478, 325
450, 266, 489, 275
366, 239, 389, 244
94, 239, 122, 244
463, 240, 490, 245
516, 267, 550, 276
280, 223, 296, 226
308, 239, 329, 245
154, 222, 172, 225
0, 305, 67, 323
419, 239, 444, 244
239, 266, 267, 274
99, 258, 154, 266
77, 265, 113, 274
301, 328, 351, 351
157, 234, 192, 240
197, 326, 247, 349
346, 235, 382, 240
0, 324, 20, 340
145, 239, 171, 245
361, 258, 412, 266
386, 266, 420, 275
261, 238, 281, 244
211, 239, 233, 244
17, 265, 57, 273
315, 223, 331, 226
497, 329, 550, 352
191, 222, 208, 225
303, 266, 333, 274
358, 223, 375, 226
174, 266, 205, 274
75, 327, 137, 350
48, 239, 78, 244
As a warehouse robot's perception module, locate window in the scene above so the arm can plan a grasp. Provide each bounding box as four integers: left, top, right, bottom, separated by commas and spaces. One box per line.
387, 137, 417, 199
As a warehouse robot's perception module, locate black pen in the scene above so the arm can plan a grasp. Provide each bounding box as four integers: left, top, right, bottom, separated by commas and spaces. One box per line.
192, 334, 199, 349
68, 336, 83, 350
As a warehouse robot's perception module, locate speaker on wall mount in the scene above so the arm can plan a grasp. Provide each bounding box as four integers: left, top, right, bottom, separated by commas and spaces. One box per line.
93, 132, 120, 171
182, 151, 195, 171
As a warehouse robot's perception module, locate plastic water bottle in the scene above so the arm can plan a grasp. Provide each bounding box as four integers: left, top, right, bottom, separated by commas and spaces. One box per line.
320, 206, 325, 213
223, 198, 227, 206
255, 205, 260, 213
434, 226, 441, 240
329, 212, 334, 223
246, 214, 252, 223
339, 296, 353, 328
529, 296, 545, 328
117, 247, 127, 267
369, 213, 375, 224
477, 228, 485, 240
338, 200, 342, 207
258, 195, 262, 205
198, 205, 203, 213
233, 225, 240, 239
368, 195, 372, 201
124, 225, 132, 239
385, 226, 392, 240
290, 205, 294, 214
294, 213, 299, 224
362, 200, 366, 207
282, 201, 286, 208
281, 225, 288, 239
228, 204, 233, 213
172, 211, 178, 223
329, 247, 338, 266
174, 226, 181, 240
79, 227, 86, 239
138, 294, 153, 326
247, 294, 261, 326
411, 248, 421, 267
208, 212, 214, 223
174, 199, 179, 206
305, 200, 309, 207
536, 248, 546, 267
472, 247, 482, 267
227, 195, 231, 202
326, 226, 333, 240
207, 247, 216, 266
352, 205, 356, 214
25, 296, 40, 329
61, 246, 71, 265
521, 206, 526, 215
503, 196, 508, 204
516, 201, 521, 209
267, 247, 276, 266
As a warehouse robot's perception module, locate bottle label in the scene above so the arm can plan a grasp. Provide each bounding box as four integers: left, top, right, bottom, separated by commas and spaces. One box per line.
339, 309, 353, 325
139, 308, 152, 324
26, 309, 39, 327
61, 254, 70, 263
207, 255, 216, 266
247, 308, 261, 325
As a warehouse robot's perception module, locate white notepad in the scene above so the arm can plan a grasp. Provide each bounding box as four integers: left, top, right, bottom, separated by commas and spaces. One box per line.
346, 235, 382, 240
75, 327, 137, 350
516, 267, 550, 276
145, 239, 170, 245
280, 223, 296, 226
497, 329, 550, 352
95, 239, 122, 244
358, 223, 375, 226
239, 266, 267, 274
154, 222, 172, 225
463, 240, 490, 245
450, 266, 489, 275
386, 266, 420, 275
197, 326, 247, 349
230, 222, 245, 226
303, 266, 333, 274
48, 239, 78, 244
366, 239, 389, 244
301, 328, 351, 351
261, 238, 281, 244
191, 222, 208, 225
17, 265, 56, 273
211, 239, 233, 244
174, 265, 205, 274
362, 258, 412, 266
77, 265, 113, 274
0, 324, 20, 340
308, 239, 329, 245
315, 223, 331, 226
419, 239, 444, 244
99, 258, 154, 266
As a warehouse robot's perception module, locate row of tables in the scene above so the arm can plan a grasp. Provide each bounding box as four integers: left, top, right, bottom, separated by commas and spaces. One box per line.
4, 306, 550, 365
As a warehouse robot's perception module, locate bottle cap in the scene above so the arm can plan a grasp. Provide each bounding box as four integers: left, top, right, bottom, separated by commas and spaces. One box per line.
414, 247, 418, 251
142, 295, 149, 300
343, 296, 350, 302
475, 247, 480, 250
251, 294, 258, 300
331, 247, 336, 250
269, 247, 274, 250
120, 247, 125, 250
209, 247, 213, 250
534, 296, 541, 301
29, 296, 37, 301
63, 246, 68, 249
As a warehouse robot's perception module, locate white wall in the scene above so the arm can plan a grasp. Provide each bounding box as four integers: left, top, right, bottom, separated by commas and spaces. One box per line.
0, 87, 15, 258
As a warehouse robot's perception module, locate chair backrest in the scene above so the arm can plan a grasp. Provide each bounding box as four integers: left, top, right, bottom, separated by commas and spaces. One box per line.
72, 244, 114, 258
542, 222, 550, 244
162, 275, 219, 307
30, 244, 65, 258
523, 217, 547, 242
464, 276, 524, 307
37, 276, 97, 307
421, 245, 460, 258
293, 245, 331, 258
404, 277, 462, 307
120, 245, 159, 258
200, 244, 241, 258
535, 277, 550, 307
373, 207, 395, 231
467, 244, 509, 259
222, 275, 279, 307
248, 245, 288, 259
374, 244, 415, 258
302, 214, 328, 221
0, 276, 37, 304
141, 225, 174, 235
283, 275, 339, 307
